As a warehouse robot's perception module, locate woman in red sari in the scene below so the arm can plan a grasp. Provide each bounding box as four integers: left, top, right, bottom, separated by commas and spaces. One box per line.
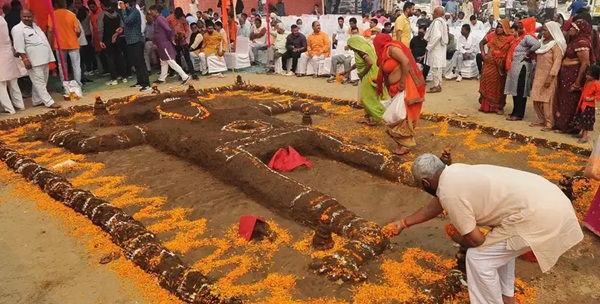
478, 19, 514, 114
373, 34, 426, 156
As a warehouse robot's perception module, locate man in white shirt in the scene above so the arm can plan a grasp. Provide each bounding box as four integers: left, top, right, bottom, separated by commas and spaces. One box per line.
249, 18, 267, 64
469, 14, 485, 31
452, 23, 478, 81
12, 9, 60, 109
268, 23, 289, 68
332, 16, 347, 49
237, 13, 251, 38
424, 6, 448, 93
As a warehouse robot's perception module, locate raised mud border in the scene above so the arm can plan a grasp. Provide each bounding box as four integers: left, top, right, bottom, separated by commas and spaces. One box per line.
0, 143, 239, 304
0, 84, 590, 156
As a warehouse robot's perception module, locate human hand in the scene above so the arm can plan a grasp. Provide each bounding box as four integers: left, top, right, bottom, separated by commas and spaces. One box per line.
218, 51, 225, 56
23, 58, 32, 69
382, 221, 404, 238
111, 34, 118, 43
100, 42, 106, 49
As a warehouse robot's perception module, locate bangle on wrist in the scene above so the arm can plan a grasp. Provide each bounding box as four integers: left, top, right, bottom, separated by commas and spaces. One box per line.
401, 218, 409, 229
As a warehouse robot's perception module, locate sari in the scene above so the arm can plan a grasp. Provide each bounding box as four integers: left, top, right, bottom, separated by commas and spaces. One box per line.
373, 34, 426, 149
347, 36, 386, 122
479, 19, 514, 113
555, 19, 594, 132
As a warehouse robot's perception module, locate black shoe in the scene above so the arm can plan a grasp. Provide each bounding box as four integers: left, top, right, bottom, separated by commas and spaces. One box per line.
181, 76, 190, 85
192, 74, 199, 80
168, 73, 177, 78
139, 86, 152, 92
154, 80, 165, 84
130, 83, 141, 88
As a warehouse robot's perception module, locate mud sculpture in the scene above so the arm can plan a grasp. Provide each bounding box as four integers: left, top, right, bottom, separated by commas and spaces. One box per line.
18, 84, 415, 289
311, 215, 334, 250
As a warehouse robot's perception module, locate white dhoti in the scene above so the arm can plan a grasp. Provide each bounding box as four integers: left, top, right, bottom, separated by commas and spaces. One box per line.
431, 67, 443, 87
297, 53, 325, 76
194, 52, 227, 74
29, 64, 56, 107
0, 78, 24, 114
466, 241, 530, 304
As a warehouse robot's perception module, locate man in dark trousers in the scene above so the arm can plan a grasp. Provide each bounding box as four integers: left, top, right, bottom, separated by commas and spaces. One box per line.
120, 0, 150, 91
281, 24, 306, 76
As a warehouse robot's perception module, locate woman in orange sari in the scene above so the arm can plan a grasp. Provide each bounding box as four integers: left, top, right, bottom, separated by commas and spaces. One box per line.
478, 19, 515, 114
373, 34, 426, 156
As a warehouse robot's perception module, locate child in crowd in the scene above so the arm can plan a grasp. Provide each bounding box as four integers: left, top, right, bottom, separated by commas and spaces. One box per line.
573, 65, 600, 143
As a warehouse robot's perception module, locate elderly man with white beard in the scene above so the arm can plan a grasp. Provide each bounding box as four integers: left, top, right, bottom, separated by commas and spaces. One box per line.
424, 6, 448, 93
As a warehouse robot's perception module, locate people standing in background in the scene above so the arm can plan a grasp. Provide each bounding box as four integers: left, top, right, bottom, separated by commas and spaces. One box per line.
99, 0, 127, 86
462, 0, 474, 21
121, 0, 151, 91
527, 0, 538, 17
473, 0, 482, 17
529, 21, 565, 132
571, 65, 600, 143
276, 0, 286, 16
312, 4, 321, 16
504, 18, 540, 121
545, 0, 558, 20
149, 5, 190, 85
0, 14, 24, 114
394, 2, 414, 45
411, 25, 430, 79
12, 9, 61, 110
424, 6, 448, 93
189, 0, 199, 17
444, 0, 459, 18
168, 7, 198, 80
144, 12, 157, 73
47, 0, 82, 86
281, 24, 307, 76
505, 0, 514, 20
235, 0, 245, 15
469, 15, 484, 31
237, 13, 251, 38
569, 0, 586, 17
375, 9, 390, 24
431, 0, 441, 16
157, 0, 170, 17
332, 16, 348, 49
88, 0, 105, 75
5, 0, 20, 33
382, 22, 393, 34
77, 6, 95, 77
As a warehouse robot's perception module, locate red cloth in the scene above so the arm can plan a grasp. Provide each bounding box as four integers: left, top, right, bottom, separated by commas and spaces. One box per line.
584, 187, 600, 237
238, 215, 265, 241
520, 251, 538, 263
268, 146, 312, 172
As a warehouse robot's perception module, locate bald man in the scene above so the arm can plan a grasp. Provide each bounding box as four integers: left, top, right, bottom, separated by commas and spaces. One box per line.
386, 154, 583, 304
424, 6, 448, 93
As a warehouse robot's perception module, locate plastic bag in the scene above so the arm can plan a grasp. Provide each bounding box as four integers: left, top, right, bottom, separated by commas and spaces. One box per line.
382, 90, 406, 125
62, 80, 83, 100
585, 136, 600, 180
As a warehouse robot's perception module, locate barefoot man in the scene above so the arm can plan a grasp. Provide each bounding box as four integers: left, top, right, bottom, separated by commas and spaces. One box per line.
424, 6, 448, 93
387, 154, 583, 304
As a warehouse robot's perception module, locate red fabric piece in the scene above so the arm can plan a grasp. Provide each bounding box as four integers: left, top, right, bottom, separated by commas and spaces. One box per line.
520, 251, 538, 263
268, 146, 313, 172
238, 215, 265, 241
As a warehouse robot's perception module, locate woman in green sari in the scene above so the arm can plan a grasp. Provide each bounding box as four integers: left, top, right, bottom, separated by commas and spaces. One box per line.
344, 36, 386, 126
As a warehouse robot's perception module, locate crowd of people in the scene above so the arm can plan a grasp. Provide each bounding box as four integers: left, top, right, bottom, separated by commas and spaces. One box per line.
0, 0, 599, 147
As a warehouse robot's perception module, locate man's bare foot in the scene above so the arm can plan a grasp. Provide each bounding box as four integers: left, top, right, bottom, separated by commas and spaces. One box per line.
392, 146, 411, 156
48, 104, 61, 109
502, 295, 516, 304
496, 110, 504, 115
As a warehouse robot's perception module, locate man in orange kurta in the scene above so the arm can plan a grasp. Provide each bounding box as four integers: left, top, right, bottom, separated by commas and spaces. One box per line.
296, 21, 330, 77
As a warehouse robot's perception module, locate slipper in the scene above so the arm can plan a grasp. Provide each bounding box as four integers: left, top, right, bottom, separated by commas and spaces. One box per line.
529, 122, 544, 127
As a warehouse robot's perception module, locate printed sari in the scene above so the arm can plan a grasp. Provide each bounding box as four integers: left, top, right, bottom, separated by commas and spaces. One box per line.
479, 19, 514, 113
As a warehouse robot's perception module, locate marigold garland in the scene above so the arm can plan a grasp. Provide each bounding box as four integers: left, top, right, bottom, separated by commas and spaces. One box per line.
156, 100, 210, 121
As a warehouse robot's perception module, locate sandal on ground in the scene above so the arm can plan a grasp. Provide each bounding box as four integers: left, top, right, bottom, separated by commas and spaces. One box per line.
496, 110, 504, 115
578, 138, 588, 143
529, 122, 544, 127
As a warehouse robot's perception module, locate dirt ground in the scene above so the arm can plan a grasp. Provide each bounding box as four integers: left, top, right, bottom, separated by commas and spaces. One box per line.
1, 75, 600, 303
0, 184, 147, 304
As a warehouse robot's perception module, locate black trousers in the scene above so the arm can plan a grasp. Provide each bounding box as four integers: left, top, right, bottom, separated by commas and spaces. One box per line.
511, 66, 528, 118
174, 44, 196, 75
98, 50, 108, 72
104, 41, 126, 80
282, 51, 301, 72
118, 36, 132, 77
81, 35, 95, 73
127, 42, 150, 87
476, 53, 483, 75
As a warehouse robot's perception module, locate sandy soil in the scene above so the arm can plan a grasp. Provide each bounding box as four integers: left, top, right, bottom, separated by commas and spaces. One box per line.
0, 184, 146, 304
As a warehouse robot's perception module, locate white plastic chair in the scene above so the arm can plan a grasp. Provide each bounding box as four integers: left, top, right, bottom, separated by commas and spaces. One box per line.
225, 36, 251, 70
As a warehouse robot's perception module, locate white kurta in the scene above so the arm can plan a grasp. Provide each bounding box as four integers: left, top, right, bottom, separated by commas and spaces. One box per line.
424, 17, 448, 68
0, 16, 23, 82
